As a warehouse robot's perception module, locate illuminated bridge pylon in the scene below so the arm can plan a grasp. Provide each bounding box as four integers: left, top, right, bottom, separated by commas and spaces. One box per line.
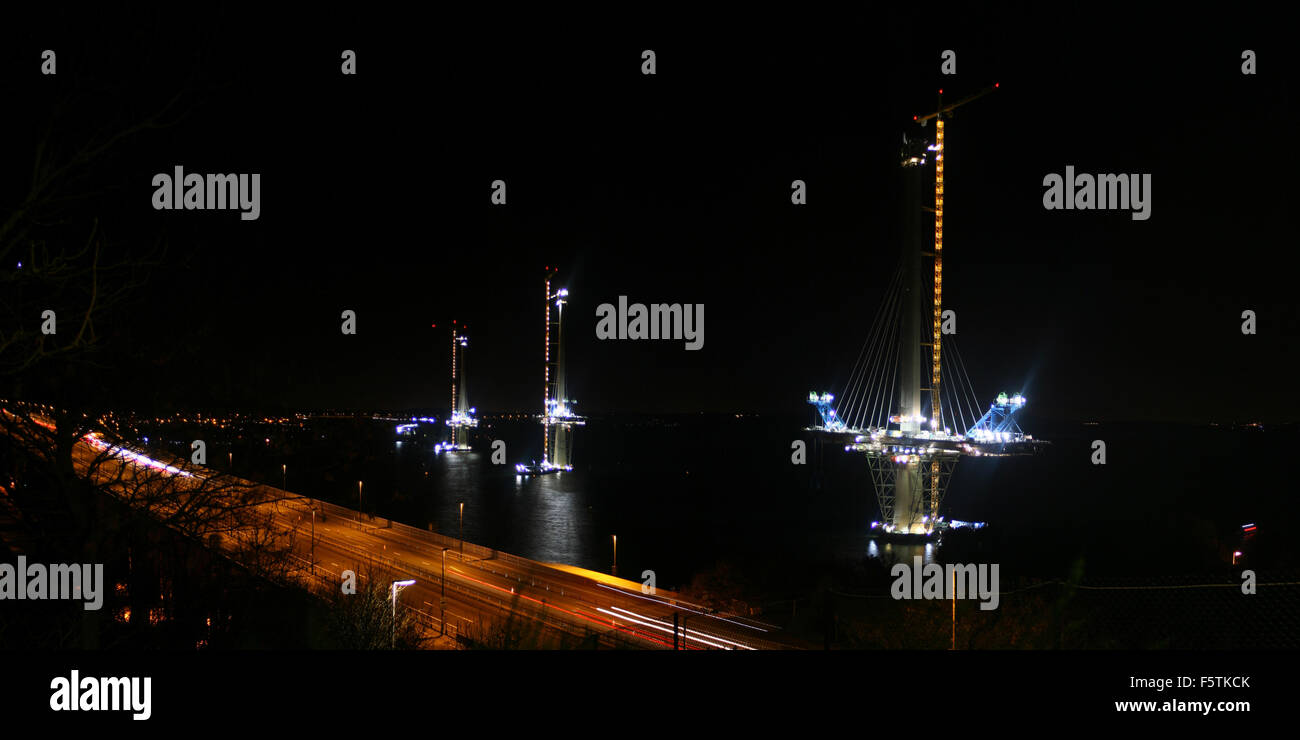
804, 83, 1045, 537
441, 320, 478, 452
517, 267, 585, 476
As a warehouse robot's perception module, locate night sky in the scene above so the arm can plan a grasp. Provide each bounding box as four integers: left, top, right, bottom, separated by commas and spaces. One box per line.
4, 7, 1296, 422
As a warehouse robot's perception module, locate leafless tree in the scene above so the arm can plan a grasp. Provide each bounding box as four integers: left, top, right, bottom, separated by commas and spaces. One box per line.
0, 88, 186, 383
0, 402, 303, 645
320, 564, 427, 650
0, 55, 234, 646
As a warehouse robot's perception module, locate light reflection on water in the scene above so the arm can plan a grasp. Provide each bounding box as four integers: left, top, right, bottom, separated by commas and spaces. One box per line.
409, 432, 967, 584
866, 539, 938, 566
429, 449, 590, 567
514, 471, 584, 565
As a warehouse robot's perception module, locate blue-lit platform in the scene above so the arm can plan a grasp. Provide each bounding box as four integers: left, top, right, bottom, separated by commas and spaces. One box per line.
514, 462, 572, 477
868, 517, 987, 543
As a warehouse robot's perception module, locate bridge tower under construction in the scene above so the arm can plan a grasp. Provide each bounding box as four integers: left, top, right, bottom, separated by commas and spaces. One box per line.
518, 267, 584, 475
445, 320, 477, 451
805, 84, 1045, 538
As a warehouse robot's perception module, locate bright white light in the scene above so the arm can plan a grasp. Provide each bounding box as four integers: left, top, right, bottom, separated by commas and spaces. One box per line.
601, 606, 754, 650
85, 435, 193, 478
447, 412, 478, 427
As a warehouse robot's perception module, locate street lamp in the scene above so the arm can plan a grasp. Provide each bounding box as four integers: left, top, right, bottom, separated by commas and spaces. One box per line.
310, 507, 316, 576
358, 480, 363, 522
390, 579, 416, 649
458, 502, 464, 553
281, 463, 286, 491
612, 534, 617, 576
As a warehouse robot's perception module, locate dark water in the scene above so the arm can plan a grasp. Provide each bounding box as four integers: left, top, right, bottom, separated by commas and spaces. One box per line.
160, 415, 1300, 596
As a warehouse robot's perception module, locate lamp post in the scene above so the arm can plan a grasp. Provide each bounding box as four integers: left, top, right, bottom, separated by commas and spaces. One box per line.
441, 547, 448, 636
677, 609, 714, 650
281, 463, 286, 491
458, 502, 464, 553
310, 507, 316, 576
390, 579, 416, 649
612, 534, 617, 576
358, 480, 363, 522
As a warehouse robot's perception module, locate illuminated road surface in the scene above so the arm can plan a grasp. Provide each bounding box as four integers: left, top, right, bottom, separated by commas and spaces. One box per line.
2, 408, 802, 649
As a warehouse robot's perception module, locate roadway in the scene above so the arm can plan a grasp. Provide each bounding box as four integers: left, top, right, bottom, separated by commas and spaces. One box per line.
1, 405, 802, 649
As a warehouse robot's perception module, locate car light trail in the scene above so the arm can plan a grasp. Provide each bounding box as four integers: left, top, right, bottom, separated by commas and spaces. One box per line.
593, 582, 774, 632
597, 607, 728, 649
606, 606, 758, 650
599, 606, 755, 650
83, 434, 193, 477
447, 567, 675, 648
